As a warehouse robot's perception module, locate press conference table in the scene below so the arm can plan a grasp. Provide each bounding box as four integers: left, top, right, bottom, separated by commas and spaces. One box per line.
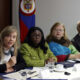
1, 60, 80, 80
31, 65, 80, 80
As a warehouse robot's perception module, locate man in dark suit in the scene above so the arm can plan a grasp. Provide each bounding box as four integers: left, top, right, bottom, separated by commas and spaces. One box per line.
72, 21, 80, 52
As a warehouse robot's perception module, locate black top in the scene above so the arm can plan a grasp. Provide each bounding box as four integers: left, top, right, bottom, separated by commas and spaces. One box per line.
0, 51, 26, 73
71, 34, 80, 52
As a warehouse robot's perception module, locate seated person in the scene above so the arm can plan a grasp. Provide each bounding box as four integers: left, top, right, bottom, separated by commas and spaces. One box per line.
46, 22, 80, 62
20, 27, 57, 67
72, 21, 80, 52
0, 26, 26, 73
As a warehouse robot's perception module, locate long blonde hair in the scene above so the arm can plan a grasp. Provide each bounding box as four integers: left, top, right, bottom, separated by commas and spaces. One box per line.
46, 22, 71, 47
0, 26, 18, 59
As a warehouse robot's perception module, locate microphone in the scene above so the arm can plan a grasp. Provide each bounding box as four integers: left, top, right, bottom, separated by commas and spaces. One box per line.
10, 47, 14, 56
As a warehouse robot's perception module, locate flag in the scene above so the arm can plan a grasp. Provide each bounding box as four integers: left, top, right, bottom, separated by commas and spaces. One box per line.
19, 0, 35, 43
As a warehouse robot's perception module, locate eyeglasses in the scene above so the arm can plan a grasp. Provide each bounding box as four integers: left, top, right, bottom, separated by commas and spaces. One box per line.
31, 34, 42, 38
54, 29, 64, 32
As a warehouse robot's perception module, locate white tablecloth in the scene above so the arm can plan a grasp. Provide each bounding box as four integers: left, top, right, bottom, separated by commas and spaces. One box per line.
3, 64, 80, 80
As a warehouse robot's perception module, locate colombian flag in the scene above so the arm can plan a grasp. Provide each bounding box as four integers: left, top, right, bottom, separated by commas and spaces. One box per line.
19, 0, 35, 43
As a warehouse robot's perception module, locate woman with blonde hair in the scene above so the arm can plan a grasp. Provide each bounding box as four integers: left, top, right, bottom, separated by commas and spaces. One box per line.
46, 22, 80, 62
0, 26, 26, 73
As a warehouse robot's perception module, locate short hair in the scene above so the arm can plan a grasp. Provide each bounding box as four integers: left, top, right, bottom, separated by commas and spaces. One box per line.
77, 21, 80, 32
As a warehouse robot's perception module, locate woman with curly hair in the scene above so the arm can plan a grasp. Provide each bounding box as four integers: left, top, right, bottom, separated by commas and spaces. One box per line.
20, 27, 57, 67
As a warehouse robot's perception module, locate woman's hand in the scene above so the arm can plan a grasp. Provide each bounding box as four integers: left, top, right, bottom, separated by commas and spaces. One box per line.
5, 68, 14, 73
6, 56, 16, 69
75, 53, 80, 59
69, 53, 80, 59
46, 58, 55, 64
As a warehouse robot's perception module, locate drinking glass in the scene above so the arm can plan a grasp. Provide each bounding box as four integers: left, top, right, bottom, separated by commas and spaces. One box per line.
45, 62, 55, 72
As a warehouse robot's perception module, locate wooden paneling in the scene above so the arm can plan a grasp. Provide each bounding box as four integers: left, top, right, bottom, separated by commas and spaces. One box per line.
0, 0, 12, 32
